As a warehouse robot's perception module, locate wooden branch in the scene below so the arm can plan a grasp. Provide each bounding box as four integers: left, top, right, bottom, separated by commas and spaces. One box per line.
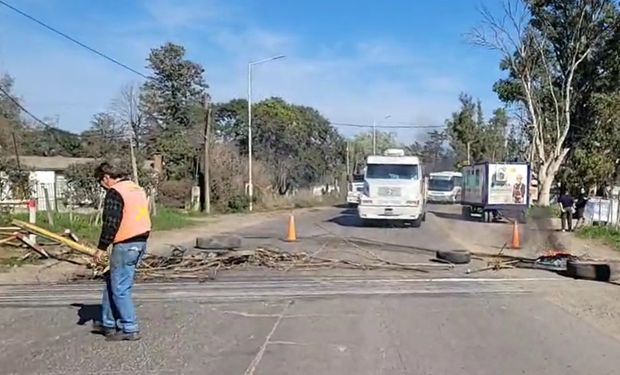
12, 219, 99, 257
14, 233, 49, 258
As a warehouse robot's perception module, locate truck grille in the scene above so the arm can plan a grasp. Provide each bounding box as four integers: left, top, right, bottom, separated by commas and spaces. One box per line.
377, 187, 401, 197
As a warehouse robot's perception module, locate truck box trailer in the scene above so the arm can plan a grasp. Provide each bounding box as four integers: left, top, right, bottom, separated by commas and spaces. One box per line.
461, 162, 531, 223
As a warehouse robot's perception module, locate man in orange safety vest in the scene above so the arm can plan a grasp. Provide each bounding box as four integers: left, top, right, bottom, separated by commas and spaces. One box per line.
92, 162, 151, 341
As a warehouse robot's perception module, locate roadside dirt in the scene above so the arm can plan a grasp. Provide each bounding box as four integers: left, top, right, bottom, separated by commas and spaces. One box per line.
0, 207, 329, 285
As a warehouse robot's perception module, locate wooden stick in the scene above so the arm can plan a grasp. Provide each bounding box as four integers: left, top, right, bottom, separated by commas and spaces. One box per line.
0, 235, 17, 245
14, 233, 50, 258
12, 219, 98, 257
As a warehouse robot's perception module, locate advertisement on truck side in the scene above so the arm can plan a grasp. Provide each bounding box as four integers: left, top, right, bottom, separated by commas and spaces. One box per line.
487, 164, 528, 205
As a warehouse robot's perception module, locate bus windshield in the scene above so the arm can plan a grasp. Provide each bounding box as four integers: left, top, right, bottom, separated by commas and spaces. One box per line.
429, 178, 454, 192
366, 164, 419, 180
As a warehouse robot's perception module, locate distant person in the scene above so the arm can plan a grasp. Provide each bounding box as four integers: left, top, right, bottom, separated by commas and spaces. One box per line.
574, 188, 589, 229
557, 189, 575, 232
92, 162, 151, 341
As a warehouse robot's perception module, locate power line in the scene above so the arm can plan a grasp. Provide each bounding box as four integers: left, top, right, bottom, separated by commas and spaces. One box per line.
0, 84, 50, 127
331, 121, 444, 129
0, 0, 148, 79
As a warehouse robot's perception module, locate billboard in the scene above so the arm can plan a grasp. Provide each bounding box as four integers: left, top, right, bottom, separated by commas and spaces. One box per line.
487, 164, 528, 205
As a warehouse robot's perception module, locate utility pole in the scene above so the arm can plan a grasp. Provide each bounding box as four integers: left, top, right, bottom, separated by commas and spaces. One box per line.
203, 95, 212, 214
372, 119, 376, 155
129, 137, 139, 183
346, 141, 350, 177
11, 132, 20, 169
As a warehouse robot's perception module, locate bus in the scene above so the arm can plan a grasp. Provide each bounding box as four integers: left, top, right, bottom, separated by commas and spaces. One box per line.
428, 171, 463, 204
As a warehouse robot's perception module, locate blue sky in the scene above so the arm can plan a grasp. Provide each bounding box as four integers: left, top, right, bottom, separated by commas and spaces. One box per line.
0, 0, 504, 142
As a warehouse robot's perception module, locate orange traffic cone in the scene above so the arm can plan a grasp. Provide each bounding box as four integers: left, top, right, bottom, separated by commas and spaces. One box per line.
511, 220, 520, 249
286, 214, 297, 242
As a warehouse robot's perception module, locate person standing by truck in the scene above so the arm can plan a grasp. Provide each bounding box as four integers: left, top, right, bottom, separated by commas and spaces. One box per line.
557, 189, 575, 232
92, 162, 151, 341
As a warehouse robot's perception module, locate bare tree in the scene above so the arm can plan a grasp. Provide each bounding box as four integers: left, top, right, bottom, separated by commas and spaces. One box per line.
470, 0, 612, 205
111, 83, 145, 149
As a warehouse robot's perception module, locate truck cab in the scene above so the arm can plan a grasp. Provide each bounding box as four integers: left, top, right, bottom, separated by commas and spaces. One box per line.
346, 173, 365, 206
428, 171, 463, 204
357, 149, 426, 227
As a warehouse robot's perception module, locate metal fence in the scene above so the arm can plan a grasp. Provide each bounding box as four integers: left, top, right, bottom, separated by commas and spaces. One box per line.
583, 197, 620, 226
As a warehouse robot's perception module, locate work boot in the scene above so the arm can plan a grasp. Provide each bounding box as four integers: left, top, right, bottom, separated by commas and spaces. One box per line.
105, 331, 141, 342
91, 322, 116, 337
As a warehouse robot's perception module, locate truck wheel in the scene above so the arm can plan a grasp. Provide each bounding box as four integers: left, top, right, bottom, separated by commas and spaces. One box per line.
436, 250, 471, 264
411, 218, 422, 228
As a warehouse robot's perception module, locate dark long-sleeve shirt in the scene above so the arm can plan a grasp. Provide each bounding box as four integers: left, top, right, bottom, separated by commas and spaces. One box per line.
98, 188, 124, 250
97, 183, 150, 250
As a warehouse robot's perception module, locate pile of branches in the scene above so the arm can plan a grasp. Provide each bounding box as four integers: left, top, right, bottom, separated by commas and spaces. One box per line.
78, 246, 453, 281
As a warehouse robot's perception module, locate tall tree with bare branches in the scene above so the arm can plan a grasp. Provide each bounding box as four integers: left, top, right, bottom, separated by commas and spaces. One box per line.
471, 0, 617, 205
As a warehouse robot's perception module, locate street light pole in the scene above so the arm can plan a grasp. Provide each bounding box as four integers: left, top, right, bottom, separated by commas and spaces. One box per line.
247, 54, 286, 212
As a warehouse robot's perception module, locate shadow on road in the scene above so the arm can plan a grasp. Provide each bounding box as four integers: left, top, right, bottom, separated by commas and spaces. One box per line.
71, 303, 101, 326
429, 210, 467, 221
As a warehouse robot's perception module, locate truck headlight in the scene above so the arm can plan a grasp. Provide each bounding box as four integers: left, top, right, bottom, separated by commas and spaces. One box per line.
406, 200, 420, 206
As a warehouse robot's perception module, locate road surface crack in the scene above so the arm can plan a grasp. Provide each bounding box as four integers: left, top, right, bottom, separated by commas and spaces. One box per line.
243, 300, 293, 375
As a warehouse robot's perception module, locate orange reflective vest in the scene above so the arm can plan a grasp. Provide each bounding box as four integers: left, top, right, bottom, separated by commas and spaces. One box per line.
110, 180, 152, 243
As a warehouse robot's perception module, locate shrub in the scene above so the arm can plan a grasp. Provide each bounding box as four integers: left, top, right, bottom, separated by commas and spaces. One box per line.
158, 179, 193, 208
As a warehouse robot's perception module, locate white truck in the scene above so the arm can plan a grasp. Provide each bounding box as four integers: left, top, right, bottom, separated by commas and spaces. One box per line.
357, 149, 427, 227
428, 171, 463, 203
346, 173, 365, 207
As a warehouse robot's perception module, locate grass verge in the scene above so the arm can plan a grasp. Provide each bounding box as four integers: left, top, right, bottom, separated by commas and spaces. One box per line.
10, 206, 198, 244
577, 225, 620, 251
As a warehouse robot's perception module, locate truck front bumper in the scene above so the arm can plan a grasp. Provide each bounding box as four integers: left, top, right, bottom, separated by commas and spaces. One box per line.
357, 204, 423, 220
427, 193, 456, 203
346, 193, 360, 204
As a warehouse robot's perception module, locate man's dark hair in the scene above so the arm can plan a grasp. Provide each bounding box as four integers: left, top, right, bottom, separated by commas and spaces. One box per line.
94, 162, 127, 180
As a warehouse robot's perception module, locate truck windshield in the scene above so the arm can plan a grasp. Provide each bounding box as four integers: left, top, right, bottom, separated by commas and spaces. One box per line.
352, 174, 364, 182
429, 178, 454, 192
366, 164, 418, 180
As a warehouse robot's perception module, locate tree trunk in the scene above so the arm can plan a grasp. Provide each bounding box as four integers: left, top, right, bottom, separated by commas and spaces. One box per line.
536, 153, 567, 206
538, 173, 554, 206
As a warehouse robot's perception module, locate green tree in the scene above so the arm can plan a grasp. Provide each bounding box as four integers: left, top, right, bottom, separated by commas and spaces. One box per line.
141, 43, 208, 180
473, 0, 618, 205
252, 97, 345, 193
349, 131, 401, 172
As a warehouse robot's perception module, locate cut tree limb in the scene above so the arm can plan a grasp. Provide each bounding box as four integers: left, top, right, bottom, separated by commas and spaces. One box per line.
12, 219, 99, 257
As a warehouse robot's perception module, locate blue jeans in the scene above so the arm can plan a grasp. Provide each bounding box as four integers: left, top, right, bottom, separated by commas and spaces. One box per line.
101, 241, 146, 333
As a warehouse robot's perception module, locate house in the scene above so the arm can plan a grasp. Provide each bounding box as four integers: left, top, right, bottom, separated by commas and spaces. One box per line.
6, 156, 95, 210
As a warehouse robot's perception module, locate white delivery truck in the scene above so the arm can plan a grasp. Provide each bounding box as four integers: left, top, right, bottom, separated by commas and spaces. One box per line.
346, 172, 365, 207
357, 149, 427, 227
428, 171, 463, 203
461, 162, 531, 223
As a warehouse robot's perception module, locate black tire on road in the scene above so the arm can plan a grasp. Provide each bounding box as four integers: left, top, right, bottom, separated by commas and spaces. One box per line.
436, 250, 471, 264
195, 235, 242, 250
411, 218, 422, 228
566, 260, 611, 282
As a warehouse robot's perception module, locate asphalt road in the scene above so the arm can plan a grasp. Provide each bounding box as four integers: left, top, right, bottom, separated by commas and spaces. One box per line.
1, 204, 619, 374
